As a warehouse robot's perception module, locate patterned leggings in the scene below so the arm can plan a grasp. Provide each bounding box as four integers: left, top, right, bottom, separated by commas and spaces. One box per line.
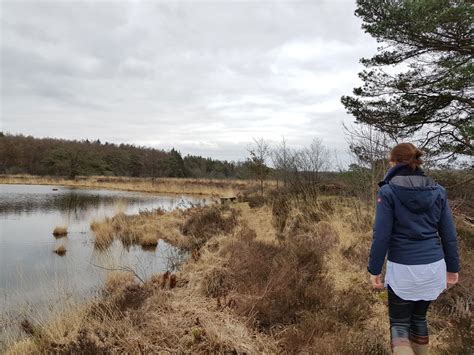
387, 285, 431, 348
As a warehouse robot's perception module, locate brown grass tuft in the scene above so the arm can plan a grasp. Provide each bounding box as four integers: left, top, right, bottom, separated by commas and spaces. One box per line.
91, 219, 115, 249
52, 226, 68, 237
90, 209, 185, 251
103, 272, 136, 296
139, 231, 159, 248
53, 245, 67, 256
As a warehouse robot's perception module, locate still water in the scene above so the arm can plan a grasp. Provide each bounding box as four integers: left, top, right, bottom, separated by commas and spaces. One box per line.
0, 184, 205, 345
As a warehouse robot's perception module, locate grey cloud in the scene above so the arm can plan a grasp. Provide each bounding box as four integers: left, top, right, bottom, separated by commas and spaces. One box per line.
1, 0, 377, 162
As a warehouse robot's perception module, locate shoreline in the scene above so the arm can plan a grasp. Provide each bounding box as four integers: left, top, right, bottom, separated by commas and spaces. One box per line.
0, 180, 215, 199
0, 174, 269, 198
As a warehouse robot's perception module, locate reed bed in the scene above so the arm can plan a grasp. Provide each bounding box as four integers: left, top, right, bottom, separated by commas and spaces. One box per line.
0, 174, 274, 197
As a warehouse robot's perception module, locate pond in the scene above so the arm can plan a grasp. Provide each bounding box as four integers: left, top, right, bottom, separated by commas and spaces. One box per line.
0, 184, 207, 346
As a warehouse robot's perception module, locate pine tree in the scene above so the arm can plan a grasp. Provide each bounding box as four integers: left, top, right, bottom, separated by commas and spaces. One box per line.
341, 0, 473, 161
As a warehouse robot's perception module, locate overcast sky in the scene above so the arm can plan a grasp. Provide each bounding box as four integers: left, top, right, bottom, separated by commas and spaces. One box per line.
1, 0, 378, 162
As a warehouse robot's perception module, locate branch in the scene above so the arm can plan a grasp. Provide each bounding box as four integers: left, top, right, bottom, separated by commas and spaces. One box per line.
91, 263, 146, 284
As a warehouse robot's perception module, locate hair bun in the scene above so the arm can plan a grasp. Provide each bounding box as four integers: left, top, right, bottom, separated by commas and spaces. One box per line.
390, 143, 423, 170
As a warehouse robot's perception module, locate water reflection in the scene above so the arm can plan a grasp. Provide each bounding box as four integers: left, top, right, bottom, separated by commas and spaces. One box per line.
0, 184, 203, 347
0, 190, 132, 216
0, 184, 201, 216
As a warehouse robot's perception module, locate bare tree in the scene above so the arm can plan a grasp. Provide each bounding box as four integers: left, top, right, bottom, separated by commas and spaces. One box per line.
247, 138, 271, 195
292, 138, 331, 199
343, 122, 396, 205
271, 137, 296, 188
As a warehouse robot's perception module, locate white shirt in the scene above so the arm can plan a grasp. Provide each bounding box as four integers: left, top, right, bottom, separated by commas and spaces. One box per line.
385, 258, 447, 301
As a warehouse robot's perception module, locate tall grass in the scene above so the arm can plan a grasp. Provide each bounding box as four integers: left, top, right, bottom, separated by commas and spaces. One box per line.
90, 219, 114, 249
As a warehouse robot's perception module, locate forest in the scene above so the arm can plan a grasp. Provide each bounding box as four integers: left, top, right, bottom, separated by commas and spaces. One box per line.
0, 133, 251, 179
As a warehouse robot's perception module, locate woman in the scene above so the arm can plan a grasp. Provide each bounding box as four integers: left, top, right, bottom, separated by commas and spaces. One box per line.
368, 143, 460, 355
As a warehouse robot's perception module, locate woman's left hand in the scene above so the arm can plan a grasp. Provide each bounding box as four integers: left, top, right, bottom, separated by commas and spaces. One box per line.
370, 274, 384, 289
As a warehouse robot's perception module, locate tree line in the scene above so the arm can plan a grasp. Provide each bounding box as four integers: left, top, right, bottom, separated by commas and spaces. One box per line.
0, 133, 254, 179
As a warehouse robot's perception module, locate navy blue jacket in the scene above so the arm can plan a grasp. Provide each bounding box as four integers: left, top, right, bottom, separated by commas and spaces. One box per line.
368, 164, 460, 275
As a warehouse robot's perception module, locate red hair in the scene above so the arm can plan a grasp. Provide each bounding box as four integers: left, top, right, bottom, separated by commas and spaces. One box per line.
389, 143, 423, 170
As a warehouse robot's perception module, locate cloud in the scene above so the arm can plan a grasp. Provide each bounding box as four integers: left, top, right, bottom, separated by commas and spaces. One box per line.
0, 0, 377, 162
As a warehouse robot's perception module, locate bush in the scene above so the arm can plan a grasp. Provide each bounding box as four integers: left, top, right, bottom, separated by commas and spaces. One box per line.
181, 206, 240, 250
215, 218, 338, 329
246, 195, 266, 208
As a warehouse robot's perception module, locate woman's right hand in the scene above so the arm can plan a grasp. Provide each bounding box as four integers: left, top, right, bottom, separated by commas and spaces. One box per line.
447, 272, 459, 286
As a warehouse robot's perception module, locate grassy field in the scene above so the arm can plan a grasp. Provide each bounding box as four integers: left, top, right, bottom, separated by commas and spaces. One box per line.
5, 190, 473, 354
0, 174, 274, 197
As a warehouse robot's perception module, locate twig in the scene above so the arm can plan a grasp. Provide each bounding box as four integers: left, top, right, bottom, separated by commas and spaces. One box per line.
90, 263, 145, 284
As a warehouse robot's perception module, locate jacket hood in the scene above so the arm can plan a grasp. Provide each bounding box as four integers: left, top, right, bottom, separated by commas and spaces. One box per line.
389, 177, 441, 213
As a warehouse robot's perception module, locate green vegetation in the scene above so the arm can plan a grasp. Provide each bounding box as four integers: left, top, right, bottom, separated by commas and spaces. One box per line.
342, 0, 473, 160
0, 133, 252, 179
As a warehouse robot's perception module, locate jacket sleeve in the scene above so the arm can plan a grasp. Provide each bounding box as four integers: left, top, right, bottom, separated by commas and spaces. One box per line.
438, 190, 460, 273
368, 188, 393, 275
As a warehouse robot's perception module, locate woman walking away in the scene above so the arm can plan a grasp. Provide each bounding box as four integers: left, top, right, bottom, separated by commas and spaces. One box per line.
368, 143, 460, 355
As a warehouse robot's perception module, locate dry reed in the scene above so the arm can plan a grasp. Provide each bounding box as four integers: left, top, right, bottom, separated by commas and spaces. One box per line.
0, 174, 275, 197
52, 226, 68, 237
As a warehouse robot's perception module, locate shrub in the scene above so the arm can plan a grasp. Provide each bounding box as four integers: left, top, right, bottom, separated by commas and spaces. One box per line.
246, 194, 265, 208
216, 219, 338, 329
201, 266, 234, 298
181, 206, 239, 250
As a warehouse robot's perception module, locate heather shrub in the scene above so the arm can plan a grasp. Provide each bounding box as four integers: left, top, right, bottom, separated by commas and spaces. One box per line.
181, 205, 240, 250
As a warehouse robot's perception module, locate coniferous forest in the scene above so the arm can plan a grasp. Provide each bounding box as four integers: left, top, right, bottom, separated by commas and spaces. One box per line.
0, 133, 251, 179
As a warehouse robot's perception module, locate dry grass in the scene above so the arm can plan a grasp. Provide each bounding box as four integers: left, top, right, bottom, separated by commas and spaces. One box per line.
52, 226, 68, 237
0, 174, 275, 197
6, 191, 474, 354
90, 210, 171, 249
139, 232, 159, 248
7, 269, 276, 354
181, 205, 240, 250
53, 245, 67, 256
90, 219, 115, 249
89, 205, 239, 252
189, 199, 390, 354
